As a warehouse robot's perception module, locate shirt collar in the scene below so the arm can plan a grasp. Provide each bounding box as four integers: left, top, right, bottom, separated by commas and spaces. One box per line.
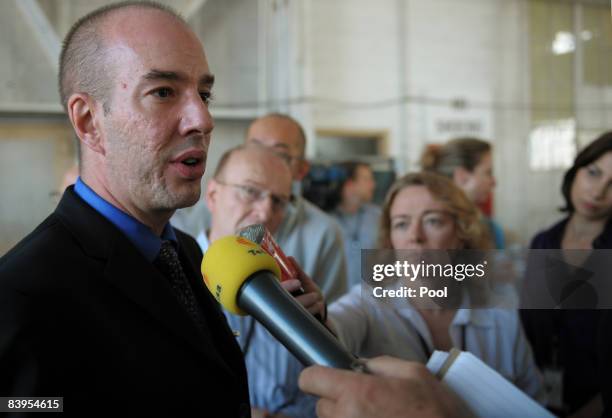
74, 177, 177, 262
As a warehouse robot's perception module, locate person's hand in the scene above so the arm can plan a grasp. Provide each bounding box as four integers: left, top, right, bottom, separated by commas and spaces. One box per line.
298, 356, 471, 418
279, 257, 325, 319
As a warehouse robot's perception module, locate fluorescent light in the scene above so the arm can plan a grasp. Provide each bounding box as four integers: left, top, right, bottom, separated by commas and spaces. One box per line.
552, 31, 575, 55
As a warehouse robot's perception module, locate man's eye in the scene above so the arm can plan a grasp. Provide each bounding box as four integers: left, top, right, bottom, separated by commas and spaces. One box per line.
153, 87, 173, 99
243, 186, 260, 199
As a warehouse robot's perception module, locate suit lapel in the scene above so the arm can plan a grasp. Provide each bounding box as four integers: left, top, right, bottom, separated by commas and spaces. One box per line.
56, 188, 237, 379
103, 230, 237, 377
178, 242, 246, 376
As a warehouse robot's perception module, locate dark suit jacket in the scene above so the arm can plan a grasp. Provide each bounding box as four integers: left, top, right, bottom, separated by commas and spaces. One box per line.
0, 188, 250, 417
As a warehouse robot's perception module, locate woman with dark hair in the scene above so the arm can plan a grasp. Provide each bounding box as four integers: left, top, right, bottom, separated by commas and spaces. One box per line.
521, 131, 612, 417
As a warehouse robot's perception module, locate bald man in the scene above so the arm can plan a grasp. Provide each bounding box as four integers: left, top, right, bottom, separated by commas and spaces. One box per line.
0, 2, 249, 415
195, 144, 323, 417
199, 144, 293, 248
234, 114, 348, 417
175, 113, 347, 301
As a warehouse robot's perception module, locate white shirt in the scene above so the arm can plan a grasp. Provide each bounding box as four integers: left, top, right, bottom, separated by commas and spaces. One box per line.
329, 285, 546, 403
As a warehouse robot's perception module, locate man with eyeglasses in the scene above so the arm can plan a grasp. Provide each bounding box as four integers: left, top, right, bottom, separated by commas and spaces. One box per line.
178, 114, 348, 417
197, 143, 326, 417
228, 113, 347, 418
202, 144, 294, 246
174, 113, 347, 302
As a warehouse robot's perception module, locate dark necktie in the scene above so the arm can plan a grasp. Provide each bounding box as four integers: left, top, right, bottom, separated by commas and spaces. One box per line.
154, 240, 207, 334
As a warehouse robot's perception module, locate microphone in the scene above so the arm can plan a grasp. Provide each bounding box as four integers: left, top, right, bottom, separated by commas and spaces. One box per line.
237, 224, 298, 283
202, 235, 360, 370
237, 224, 307, 300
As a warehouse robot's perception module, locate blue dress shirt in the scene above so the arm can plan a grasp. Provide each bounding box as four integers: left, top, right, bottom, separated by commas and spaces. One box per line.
74, 177, 176, 261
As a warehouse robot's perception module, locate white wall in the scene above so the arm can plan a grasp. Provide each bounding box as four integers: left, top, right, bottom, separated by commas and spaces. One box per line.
308, 0, 402, 163
306, 0, 543, 243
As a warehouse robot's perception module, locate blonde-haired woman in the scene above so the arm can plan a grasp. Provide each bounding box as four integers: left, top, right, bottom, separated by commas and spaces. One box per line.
328, 172, 544, 402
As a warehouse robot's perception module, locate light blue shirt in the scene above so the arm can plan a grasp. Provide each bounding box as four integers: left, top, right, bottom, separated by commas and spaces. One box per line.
196, 230, 318, 417
331, 203, 381, 288
74, 177, 176, 259
195, 194, 347, 418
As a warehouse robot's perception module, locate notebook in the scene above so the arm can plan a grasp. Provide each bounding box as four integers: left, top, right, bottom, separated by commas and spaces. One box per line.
426, 349, 555, 418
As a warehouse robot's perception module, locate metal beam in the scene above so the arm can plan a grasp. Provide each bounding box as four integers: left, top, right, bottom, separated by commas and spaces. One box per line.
15, 0, 61, 74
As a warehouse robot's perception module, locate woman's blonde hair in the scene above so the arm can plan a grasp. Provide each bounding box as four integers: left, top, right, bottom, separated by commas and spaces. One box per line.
378, 172, 492, 250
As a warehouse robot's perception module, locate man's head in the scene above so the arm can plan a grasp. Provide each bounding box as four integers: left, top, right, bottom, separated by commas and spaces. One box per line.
339, 162, 376, 208
60, 2, 214, 232
206, 145, 293, 242
245, 113, 309, 181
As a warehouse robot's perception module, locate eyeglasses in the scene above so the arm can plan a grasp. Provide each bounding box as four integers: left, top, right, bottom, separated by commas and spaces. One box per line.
215, 180, 293, 212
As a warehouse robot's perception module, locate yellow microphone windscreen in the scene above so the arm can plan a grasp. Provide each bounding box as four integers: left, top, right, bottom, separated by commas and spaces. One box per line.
201, 235, 281, 315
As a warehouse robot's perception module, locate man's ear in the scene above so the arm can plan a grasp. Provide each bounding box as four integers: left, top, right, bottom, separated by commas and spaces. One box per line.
295, 159, 310, 181
67, 93, 105, 156
453, 166, 471, 187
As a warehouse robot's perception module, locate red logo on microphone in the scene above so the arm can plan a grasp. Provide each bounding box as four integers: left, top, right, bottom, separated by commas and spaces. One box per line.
237, 237, 256, 247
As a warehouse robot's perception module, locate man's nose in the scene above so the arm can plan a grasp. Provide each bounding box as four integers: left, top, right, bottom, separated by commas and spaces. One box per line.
252, 196, 276, 224
178, 92, 214, 137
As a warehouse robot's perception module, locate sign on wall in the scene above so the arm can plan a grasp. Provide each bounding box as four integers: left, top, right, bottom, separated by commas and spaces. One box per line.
425, 103, 494, 143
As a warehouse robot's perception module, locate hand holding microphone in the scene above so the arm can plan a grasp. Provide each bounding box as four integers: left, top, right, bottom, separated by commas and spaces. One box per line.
282, 256, 325, 319
201, 235, 360, 370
